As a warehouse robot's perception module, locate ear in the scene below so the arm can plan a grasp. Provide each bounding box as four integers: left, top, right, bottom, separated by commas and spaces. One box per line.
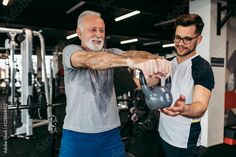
197, 35, 202, 44
76, 28, 82, 39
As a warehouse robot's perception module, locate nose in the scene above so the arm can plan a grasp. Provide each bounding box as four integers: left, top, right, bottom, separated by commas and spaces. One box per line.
95, 30, 104, 39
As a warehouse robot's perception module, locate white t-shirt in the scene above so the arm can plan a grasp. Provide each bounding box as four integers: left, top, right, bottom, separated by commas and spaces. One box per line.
159, 54, 215, 148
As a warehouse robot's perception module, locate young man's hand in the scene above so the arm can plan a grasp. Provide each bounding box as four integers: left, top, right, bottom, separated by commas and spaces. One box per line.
159, 95, 186, 116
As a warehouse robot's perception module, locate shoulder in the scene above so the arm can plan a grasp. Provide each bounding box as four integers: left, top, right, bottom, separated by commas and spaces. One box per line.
62, 45, 83, 68
63, 44, 83, 54
192, 55, 210, 66
191, 55, 215, 91
191, 55, 212, 73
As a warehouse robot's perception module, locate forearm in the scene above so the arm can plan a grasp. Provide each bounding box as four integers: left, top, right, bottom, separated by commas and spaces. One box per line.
181, 101, 208, 118
71, 51, 148, 70
181, 86, 211, 118
162, 86, 211, 118
120, 50, 159, 59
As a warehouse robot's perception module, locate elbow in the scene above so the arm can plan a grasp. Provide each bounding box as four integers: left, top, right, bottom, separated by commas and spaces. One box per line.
193, 101, 209, 118
197, 111, 205, 118
198, 109, 207, 118
199, 103, 209, 118
194, 107, 207, 118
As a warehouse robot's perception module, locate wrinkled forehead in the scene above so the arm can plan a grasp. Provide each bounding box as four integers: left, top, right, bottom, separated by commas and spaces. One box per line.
83, 15, 105, 28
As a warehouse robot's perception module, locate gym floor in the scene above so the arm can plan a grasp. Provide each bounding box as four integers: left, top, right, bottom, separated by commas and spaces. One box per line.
1, 126, 236, 157
1, 95, 236, 157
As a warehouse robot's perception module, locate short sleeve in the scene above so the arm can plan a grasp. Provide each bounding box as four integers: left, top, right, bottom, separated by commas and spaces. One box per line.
62, 45, 83, 70
192, 56, 215, 91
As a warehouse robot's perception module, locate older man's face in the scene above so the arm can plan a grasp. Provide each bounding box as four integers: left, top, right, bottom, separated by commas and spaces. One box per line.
78, 15, 105, 51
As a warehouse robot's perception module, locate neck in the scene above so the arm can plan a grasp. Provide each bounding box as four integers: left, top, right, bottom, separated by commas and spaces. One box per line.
177, 51, 197, 63
81, 45, 90, 51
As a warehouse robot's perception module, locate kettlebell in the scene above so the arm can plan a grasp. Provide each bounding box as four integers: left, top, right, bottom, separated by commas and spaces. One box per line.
139, 71, 173, 110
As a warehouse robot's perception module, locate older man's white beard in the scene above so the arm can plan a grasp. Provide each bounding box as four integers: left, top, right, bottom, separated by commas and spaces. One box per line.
86, 38, 104, 51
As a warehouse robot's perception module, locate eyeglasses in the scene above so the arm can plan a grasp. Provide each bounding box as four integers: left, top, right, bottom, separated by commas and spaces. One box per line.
173, 35, 199, 44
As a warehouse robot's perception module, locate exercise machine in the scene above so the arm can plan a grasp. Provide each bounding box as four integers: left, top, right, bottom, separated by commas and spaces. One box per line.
0, 27, 57, 138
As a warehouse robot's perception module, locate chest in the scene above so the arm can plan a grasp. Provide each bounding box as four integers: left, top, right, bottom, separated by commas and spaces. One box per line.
171, 60, 194, 96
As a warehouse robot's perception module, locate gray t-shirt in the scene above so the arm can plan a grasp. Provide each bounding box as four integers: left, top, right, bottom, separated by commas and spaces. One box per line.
62, 45, 122, 133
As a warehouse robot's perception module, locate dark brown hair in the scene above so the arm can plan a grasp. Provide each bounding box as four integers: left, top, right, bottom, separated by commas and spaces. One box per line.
175, 13, 204, 35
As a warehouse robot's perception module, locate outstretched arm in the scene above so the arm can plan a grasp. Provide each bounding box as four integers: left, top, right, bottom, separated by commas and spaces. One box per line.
160, 85, 211, 118
70, 50, 171, 78
72, 51, 126, 69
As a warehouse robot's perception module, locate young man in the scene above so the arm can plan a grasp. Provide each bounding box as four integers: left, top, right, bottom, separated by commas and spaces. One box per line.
59, 10, 171, 157
158, 13, 215, 157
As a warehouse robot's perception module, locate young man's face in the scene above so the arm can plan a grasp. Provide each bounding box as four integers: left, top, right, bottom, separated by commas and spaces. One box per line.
174, 25, 202, 57
77, 15, 105, 51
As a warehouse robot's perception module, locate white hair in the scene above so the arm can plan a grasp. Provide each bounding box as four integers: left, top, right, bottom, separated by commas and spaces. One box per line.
77, 10, 101, 31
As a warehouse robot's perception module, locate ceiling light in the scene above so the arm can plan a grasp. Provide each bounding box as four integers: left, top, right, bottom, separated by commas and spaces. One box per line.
115, 10, 140, 22
143, 41, 160, 46
120, 38, 138, 44
153, 19, 176, 27
2, 0, 9, 6
66, 33, 77, 40
66, 1, 85, 14
162, 43, 175, 48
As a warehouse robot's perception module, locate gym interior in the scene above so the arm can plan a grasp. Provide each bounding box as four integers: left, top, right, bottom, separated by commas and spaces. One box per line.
0, 0, 236, 157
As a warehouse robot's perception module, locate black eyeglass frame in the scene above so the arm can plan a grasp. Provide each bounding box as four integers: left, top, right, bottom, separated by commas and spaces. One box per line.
173, 35, 199, 44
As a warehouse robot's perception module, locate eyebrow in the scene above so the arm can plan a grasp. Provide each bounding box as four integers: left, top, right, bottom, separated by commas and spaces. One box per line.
89, 27, 104, 29
175, 35, 196, 38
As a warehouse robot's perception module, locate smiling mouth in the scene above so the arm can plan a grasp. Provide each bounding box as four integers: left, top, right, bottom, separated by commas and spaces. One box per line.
92, 40, 102, 45
177, 46, 186, 51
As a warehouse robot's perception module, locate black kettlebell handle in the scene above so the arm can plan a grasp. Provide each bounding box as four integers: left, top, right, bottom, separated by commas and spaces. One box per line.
139, 71, 147, 86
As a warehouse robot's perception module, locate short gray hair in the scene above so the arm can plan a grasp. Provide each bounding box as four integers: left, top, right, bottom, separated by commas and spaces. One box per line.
77, 10, 101, 30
